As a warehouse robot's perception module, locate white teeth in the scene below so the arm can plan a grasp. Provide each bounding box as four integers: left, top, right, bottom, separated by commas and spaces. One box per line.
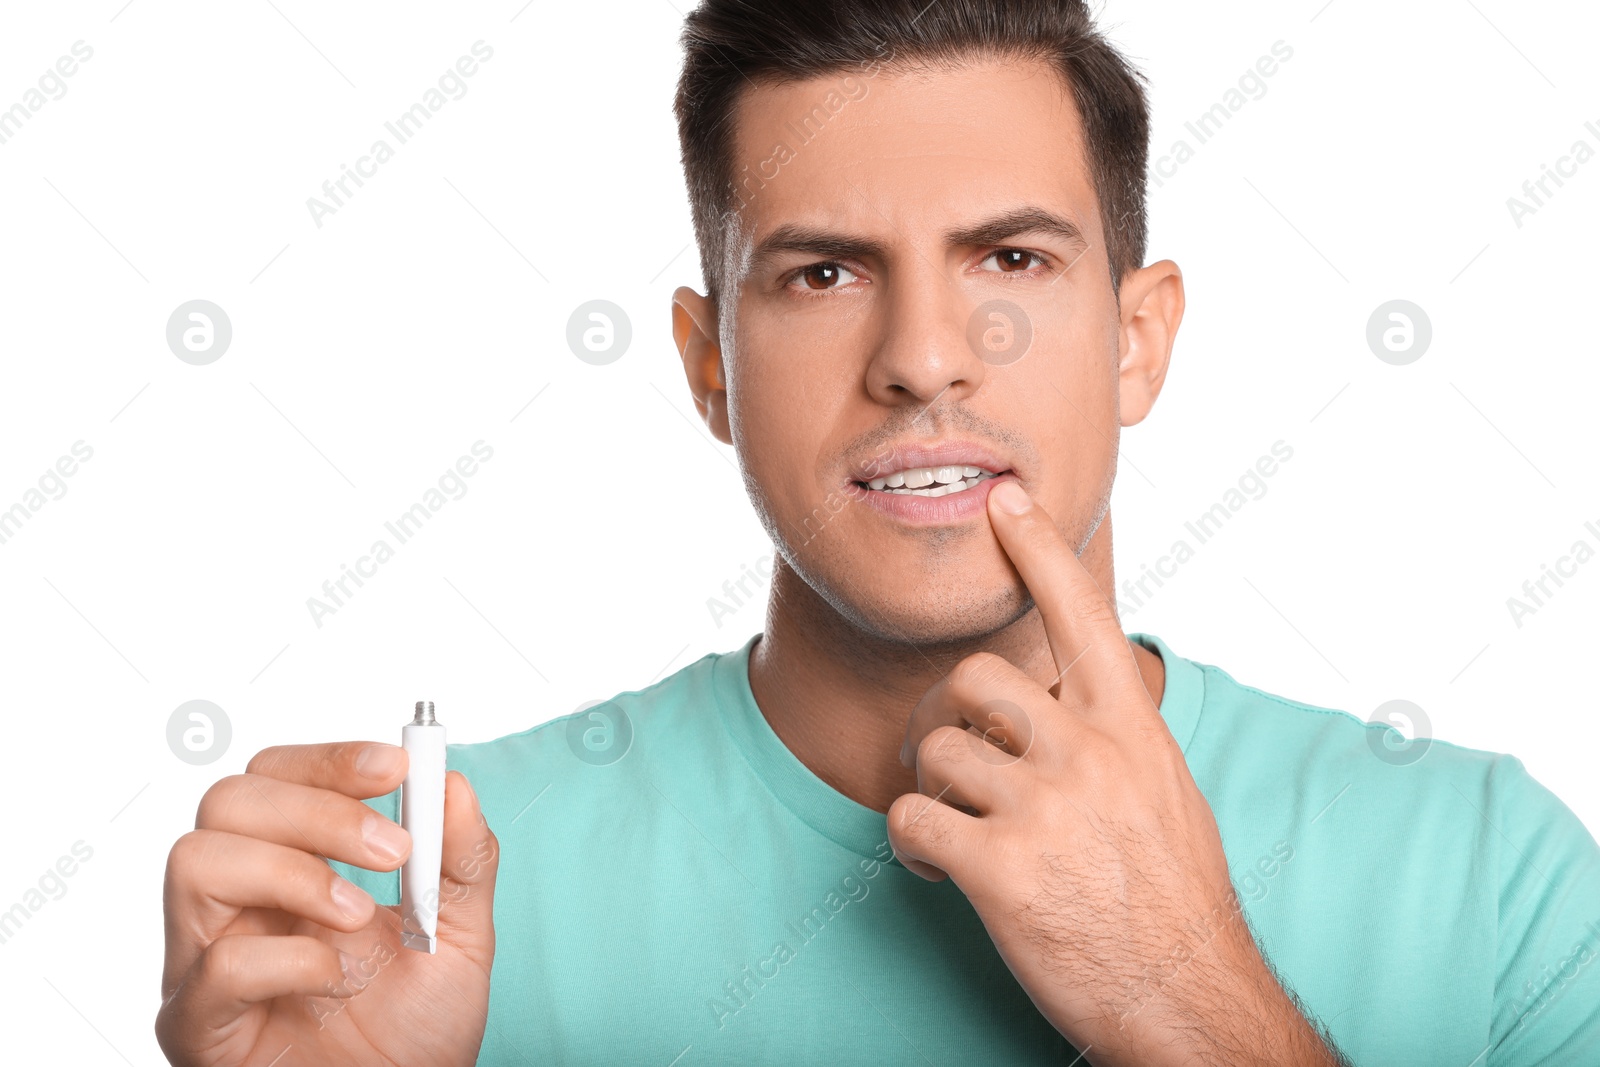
874, 471, 998, 497
862, 464, 1001, 497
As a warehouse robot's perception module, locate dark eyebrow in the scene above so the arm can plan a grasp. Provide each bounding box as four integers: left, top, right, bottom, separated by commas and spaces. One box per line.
746, 226, 887, 278
945, 206, 1088, 254
746, 205, 1089, 277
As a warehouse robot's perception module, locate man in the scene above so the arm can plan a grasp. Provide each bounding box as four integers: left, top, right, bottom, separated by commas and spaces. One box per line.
155, 1, 1600, 1064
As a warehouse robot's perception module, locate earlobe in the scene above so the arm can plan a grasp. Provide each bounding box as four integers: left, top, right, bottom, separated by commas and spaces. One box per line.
671, 286, 732, 445
1116, 260, 1184, 428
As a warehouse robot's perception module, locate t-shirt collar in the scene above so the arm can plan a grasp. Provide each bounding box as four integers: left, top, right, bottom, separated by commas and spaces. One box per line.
713, 631, 1204, 862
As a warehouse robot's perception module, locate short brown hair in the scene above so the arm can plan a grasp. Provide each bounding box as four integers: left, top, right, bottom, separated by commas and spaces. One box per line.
673, 0, 1152, 309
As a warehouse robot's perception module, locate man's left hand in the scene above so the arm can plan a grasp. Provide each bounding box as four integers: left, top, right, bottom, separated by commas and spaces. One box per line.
888, 478, 1340, 1067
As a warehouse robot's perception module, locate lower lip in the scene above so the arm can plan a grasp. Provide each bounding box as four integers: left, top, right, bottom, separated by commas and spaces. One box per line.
845, 472, 1017, 527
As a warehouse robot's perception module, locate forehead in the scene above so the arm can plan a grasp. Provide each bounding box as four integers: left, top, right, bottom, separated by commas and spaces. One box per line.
726, 56, 1099, 256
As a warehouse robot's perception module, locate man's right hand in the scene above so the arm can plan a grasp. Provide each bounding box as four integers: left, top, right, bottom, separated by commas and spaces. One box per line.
156, 742, 500, 1067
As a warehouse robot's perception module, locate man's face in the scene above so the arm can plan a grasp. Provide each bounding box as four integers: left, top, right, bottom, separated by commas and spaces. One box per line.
718, 57, 1127, 644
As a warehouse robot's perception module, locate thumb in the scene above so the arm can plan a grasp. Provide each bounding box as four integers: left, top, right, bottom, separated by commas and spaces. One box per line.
434, 770, 498, 964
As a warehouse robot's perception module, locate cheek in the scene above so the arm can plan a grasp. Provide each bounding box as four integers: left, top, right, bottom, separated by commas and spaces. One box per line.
1008, 315, 1120, 513
727, 343, 837, 507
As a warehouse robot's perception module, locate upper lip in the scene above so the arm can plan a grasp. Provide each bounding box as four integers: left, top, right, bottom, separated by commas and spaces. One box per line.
848, 439, 1015, 484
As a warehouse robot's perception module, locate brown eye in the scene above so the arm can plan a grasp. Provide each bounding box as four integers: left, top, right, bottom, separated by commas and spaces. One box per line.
803, 264, 842, 289
788, 262, 860, 292
992, 249, 1037, 272
978, 248, 1053, 276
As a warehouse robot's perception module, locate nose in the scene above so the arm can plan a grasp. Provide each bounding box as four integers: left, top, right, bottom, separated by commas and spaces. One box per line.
863, 266, 988, 411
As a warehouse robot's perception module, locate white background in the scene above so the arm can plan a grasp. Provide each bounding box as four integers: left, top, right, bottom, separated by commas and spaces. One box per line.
1, 0, 1595, 1061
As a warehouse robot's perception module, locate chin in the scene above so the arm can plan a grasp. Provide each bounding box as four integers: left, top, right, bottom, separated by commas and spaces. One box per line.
809, 564, 1033, 648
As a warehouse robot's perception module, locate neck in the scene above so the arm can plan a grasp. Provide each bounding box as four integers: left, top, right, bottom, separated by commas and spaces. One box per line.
746, 510, 1166, 814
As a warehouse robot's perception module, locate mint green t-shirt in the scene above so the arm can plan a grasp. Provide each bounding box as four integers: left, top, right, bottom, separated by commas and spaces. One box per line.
336, 633, 1600, 1065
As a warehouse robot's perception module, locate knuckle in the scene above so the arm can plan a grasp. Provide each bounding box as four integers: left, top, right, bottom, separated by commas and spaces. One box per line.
978, 701, 1032, 751
887, 793, 925, 840
455, 826, 502, 888
457, 845, 498, 886
244, 745, 286, 776
946, 652, 1008, 699
153, 1002, 180, 1053
302, 786, 352, 834
281, 853, 329, 904
312, 745, 347, 783
890, 794, 952, 849
475, 829, 501, 874
195, 774, 251, 828
167, 828, 220, 879
287, 936, 335, 979
916, 725, 971, 767
1068, 588, 1117, 626
199, 935, 247, 988
1066, 731, 1117, 779
245, 741, 351, 783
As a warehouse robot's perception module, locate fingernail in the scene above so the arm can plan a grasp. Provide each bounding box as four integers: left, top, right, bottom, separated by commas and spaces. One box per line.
330, 877, 372, 922
362, 815, 410, 864
355, 744, 403, 780
992, 479, 1031, 515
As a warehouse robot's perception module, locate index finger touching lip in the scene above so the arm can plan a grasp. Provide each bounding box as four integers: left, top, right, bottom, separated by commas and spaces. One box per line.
245, 741, 409, 798
986, 479, 1138, 705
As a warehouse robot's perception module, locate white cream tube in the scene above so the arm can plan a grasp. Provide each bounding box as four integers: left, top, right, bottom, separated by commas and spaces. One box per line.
399, 700, 446, 953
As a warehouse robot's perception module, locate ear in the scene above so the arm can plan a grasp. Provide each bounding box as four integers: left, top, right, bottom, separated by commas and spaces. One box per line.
1115, 259, 1184, 427
672, 286, 731, 445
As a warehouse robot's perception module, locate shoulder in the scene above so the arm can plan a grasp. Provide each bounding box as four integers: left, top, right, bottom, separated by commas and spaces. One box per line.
442, 641, 745, 804
1190, 652, 1507, 778
1154, 641, 1600, 1059
1172, 641, 1599, 904
1172, 647, 1594, 846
